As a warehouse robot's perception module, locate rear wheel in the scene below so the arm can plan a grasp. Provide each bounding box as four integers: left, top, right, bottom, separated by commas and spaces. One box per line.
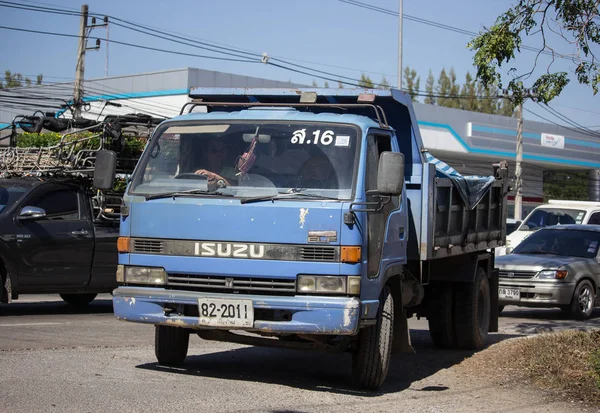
59, 293, 97, 308
352, 285, 393, 390
570, 280, 595, 320
428, 282, 456, 349
155, 325, 189, 366
453, 267, 491, 350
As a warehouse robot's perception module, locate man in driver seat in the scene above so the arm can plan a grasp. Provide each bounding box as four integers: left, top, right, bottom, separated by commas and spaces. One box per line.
194, 138, 237, 186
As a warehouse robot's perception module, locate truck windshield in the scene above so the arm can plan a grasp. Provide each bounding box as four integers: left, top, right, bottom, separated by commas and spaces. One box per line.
130, 121, 360, 200
0, 184, 29, 213
519, 208, 586, 231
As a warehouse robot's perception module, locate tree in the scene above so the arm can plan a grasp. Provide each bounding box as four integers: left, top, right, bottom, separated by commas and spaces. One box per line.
0, 71, 42, 89
337, 80, 344, 88
379, 76, 391, 90
358, 73, 374, 88
311, 79, 318, 87
424, 70, 436, 105
403, 66, 420, 102
469, 1, 600, 105
436, 69, 452, 107
460, 72, 479, 112
324, 81, 329, 88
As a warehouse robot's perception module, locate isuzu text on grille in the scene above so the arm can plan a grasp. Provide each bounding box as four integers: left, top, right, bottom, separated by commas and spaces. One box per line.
195, 242, 265, 258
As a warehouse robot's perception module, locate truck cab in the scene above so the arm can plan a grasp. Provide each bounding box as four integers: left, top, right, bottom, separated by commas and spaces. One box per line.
102, 88, 508, 389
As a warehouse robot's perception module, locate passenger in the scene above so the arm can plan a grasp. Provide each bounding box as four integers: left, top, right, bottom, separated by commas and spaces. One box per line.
194, 138, 237, 186
298, 156, 337, 189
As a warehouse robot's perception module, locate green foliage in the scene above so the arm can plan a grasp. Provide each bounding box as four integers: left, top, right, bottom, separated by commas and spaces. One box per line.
358, 73, 374, 88
379, 76, 391, 90
403, 66, 420, 102
424, 70, 436, 105
469, 0, 600, 105
323, 81, 329, 88
0, 70, 43, 89
543, 170, 589, 202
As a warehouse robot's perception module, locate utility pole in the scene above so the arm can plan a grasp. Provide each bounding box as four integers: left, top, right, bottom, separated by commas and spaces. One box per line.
73, 4, 89, 119
397, 0, 403, 89
514, 103, 523, 221
105, 17, 109, 77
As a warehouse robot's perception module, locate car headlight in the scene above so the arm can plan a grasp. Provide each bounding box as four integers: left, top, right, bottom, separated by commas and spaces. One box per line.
537, 270, 568, 280
117, 265, 167, 285
297, 275, 360, 295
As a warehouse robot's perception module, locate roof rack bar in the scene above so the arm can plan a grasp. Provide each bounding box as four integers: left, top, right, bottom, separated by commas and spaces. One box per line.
181, 101, 389, 128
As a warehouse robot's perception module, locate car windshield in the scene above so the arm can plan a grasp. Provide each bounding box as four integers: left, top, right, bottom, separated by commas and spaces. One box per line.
130, 121, 360, 200
0, 183, 29, 213
519, 208, 585, 231
513, 228, 600, 258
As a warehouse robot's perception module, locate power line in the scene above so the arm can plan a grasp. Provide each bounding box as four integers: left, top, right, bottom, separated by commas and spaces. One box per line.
534, 102, 600, 138
0, 25, 260, 63
336, 0, 582, 62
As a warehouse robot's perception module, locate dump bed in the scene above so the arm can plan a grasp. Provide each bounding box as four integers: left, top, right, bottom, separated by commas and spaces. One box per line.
186, 87, 509, 262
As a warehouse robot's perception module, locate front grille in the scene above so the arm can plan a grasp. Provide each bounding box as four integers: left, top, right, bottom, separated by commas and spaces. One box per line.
167, 275, 296, 296
499, 270, 537, 279
133, 239, 164, 254
300, 247, 336, 262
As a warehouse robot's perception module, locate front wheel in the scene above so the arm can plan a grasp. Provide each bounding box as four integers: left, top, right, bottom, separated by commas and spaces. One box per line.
59, 293, 97, 308
155, 325, 190, 366
352, 285, 393, 390
570, 280, 595, 320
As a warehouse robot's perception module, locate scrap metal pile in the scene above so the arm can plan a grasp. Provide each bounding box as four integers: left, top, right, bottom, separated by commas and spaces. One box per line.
0, 113, 161, 177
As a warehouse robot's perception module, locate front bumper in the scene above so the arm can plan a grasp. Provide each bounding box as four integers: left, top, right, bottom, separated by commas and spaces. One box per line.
499, 278, 575, 307
112, 286, 361, 335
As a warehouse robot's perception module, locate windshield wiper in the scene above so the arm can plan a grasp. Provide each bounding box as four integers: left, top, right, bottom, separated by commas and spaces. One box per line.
145, 189, 233, 201
240, 191, 339, 205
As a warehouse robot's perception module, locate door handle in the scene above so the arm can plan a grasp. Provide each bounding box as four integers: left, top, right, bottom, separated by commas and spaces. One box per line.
71, 229, 90, 236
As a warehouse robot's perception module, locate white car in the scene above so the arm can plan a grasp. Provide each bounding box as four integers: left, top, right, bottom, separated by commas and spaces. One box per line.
497, 200, 600, 256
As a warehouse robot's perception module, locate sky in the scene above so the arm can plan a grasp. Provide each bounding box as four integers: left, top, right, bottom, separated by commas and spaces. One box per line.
1, 0, 599, 131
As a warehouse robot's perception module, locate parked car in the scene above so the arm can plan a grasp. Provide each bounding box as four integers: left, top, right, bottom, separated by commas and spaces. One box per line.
497, 200, 600, 256
496, 224, 600, 319
0, 178, 119, 307
506, 218, 521, 235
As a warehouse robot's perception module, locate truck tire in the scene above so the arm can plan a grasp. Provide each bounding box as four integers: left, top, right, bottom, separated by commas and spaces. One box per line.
155, 325, 189, 366
428, 282, 455, 349
570, 280, 595, 320
59, 293, 97, 308
453, 267, 490, 350
352, 285, 393, 390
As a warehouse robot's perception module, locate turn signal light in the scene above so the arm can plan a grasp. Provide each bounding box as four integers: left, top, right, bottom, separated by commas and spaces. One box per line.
341, 246, 361, 263
117, 237, 130, 253
555, 270, 568, 279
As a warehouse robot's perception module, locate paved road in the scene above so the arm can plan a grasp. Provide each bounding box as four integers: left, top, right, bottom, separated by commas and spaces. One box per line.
0, 295, 598, 413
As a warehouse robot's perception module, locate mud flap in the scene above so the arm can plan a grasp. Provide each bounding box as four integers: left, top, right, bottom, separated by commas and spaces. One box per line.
392, 306, 415, 354
489, 268, 499, 333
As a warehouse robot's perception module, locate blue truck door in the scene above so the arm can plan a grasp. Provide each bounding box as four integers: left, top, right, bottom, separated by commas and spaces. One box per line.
365, 132, 407, 279
15, 184, 94, 290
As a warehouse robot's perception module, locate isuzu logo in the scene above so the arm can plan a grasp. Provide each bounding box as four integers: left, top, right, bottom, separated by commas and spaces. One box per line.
194, 242, 265, 259
507, 272, 515, 278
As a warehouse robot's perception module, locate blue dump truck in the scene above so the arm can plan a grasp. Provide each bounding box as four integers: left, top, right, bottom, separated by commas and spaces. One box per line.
94, 88, 508, 389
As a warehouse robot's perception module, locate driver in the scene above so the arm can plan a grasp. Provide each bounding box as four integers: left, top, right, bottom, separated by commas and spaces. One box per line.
194, 138, 236, 186
298, 156, 336, 188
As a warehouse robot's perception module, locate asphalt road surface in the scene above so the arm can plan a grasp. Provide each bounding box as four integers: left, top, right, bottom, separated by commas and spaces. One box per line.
1, 294, 598, 413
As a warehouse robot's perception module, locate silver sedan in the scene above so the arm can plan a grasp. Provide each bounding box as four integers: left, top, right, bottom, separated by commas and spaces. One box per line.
496, 224, 600, 320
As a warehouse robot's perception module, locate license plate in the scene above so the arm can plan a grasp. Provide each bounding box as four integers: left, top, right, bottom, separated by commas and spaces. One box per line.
197, 298, 254, 328
499, 288, 520, 301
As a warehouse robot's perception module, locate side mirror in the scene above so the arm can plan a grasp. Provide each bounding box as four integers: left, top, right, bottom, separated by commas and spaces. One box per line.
94, 150, 117, 190
19, 206, 46, 220
377, 152, 405, 196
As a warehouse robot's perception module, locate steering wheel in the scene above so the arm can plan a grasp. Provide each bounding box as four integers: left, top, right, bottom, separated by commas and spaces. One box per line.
174, 173, 208, 180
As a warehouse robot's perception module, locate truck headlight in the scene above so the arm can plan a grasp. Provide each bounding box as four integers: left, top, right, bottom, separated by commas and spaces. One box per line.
537, 270, 568, 280
117, 265, 167, 285
297, 275, 360, 295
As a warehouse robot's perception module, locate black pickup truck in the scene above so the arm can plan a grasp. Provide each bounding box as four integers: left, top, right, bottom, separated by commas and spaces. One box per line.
0, 177, 118, 307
